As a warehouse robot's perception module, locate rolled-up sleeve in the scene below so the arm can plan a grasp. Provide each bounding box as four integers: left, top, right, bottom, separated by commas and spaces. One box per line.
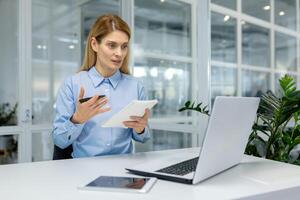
131, 81, 151, 143
52, 77, 84, 149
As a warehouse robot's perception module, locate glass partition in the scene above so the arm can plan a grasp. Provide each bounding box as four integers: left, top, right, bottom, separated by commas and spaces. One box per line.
32, 0, 120, 125
32, 130, 53, 162
242, 22, 270, 68
242, 70, 270, 97
133, 0, 194, 152
134, 0, 191, 57
211, 12, 237, 63
275, 32, 297, 71
211, 0, 236, 10
242, 0, 270, 22
211, 66, 237, 101
134, 57, 191, 118
32, 0, 80, 124
212, 0, 300, 102
275, 0, 296, 30
135, 130, 192, 152
0, 0, 18, 126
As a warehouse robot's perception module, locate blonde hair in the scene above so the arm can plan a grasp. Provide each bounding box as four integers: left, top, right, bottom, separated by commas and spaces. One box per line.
80, 14, 131, 74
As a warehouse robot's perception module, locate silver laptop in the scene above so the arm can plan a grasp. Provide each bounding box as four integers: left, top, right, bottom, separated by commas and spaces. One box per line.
126, 96, 260, 184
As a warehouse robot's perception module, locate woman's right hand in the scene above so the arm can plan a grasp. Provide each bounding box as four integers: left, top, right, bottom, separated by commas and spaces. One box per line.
71, 87, 110, 124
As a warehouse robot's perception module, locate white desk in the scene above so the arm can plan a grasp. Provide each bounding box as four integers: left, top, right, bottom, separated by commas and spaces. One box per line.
1, 148, 300, 200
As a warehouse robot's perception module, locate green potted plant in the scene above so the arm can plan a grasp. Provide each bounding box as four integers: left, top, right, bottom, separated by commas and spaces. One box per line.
179, 75, 300, 165
246, 75, 300, 165
0, 103, 18, 164
0, 103, 17, 126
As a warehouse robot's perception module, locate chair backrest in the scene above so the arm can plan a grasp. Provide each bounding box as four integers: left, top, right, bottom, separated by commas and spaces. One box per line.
53, 145, 73, 160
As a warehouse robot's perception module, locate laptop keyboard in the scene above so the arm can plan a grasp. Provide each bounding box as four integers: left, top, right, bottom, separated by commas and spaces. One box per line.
156, 157, 199, 176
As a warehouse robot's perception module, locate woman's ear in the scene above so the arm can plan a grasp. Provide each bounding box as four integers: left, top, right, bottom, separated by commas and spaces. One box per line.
91, 37, 99, 52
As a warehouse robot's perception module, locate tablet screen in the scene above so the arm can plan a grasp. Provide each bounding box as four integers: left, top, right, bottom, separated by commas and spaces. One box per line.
86, 176, 149, 189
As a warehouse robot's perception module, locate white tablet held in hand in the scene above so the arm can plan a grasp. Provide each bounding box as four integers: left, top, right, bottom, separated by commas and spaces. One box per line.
78, 176, 157, 193
102, 99, 158, 128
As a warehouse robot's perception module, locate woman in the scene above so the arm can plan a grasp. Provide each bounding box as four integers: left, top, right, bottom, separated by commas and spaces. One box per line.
52, 14, 150, 158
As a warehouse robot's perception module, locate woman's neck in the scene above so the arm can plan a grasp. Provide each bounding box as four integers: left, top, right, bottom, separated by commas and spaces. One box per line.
95, 62, 116, 78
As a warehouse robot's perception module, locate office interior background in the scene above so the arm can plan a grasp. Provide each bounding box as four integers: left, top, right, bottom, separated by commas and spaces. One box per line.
0, 0, 298, 164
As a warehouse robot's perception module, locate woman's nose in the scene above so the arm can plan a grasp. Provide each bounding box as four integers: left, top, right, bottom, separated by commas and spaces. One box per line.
114, 47, 122, 57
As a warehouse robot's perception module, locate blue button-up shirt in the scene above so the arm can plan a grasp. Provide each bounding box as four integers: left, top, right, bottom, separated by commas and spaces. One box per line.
52, 67, 150, 158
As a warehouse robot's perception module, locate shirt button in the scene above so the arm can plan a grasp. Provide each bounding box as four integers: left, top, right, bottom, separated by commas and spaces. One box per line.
107, 143, 110, 146
105, 89, 109, 92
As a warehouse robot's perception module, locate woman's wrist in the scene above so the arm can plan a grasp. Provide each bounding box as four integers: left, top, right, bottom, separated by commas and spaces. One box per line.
71, 112, 85, 124
135, 128, 145, 134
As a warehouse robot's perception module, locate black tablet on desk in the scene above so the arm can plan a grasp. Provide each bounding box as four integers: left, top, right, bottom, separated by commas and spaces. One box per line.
78, 176, 157, 193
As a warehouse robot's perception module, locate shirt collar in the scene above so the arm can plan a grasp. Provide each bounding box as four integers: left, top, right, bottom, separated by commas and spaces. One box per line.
88, 66, 122, 89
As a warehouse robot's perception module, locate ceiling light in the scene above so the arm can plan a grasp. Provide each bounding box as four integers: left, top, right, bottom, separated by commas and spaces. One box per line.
223, 15, 230, 22
150, 68, 158, 77
160, 0, 165, 3
68, 44, 75, 49
57, 37, 78, 44
263, 5, 270, 10
164, 68, 174, 80
134, 68, 146, 77
279, 11, 285, 16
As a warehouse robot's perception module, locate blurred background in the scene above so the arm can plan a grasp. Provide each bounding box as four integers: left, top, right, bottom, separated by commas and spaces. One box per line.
0, 0, 298, 164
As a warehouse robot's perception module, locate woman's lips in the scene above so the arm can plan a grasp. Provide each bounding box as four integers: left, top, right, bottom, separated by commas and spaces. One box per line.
111, 60, 121, 65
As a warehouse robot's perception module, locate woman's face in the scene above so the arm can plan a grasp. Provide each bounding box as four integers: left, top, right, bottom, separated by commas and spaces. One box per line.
92, 30, 129, 75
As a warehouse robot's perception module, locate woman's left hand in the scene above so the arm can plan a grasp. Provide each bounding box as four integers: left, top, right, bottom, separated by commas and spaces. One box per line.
123, 109, 150, 134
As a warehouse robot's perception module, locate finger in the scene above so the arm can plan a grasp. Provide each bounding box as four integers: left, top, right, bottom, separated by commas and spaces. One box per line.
93, 103, 111, 113
124, 119, 147, 125
91, 98, 108, 109
86, 95, 99, 106
137, 120, 147, 126
95, 107, 111, 115
130, 116, 142, 121
96, 97, 108, 105
143, 109, 150, 119
123, 123, 145, 129
90, 107, 110, 117
78, 87, 84, 100
123, 121, 146, 128
129, 118, 148, 127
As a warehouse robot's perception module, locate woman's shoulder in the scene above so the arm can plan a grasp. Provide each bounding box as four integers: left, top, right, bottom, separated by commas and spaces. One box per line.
121, 73, 142, 84
58, 70, 90, 97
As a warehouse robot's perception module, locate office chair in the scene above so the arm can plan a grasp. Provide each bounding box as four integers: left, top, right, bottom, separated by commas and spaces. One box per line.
53, 144, 73, 160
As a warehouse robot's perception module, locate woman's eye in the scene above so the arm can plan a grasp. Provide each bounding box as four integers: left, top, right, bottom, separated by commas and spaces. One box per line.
122, 45, 128, 49
108, 43, 116, 48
